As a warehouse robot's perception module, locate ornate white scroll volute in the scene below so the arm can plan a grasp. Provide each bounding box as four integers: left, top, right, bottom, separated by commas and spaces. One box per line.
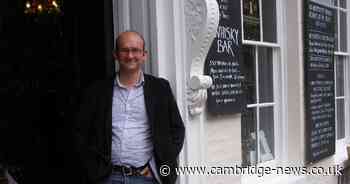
185, 0, 219, 116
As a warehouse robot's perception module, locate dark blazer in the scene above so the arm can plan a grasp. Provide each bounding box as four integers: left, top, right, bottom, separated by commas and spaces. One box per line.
74, 74, 185, 184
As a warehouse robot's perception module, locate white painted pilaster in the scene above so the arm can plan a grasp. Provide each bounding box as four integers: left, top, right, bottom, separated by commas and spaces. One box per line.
184, 0, 219, 184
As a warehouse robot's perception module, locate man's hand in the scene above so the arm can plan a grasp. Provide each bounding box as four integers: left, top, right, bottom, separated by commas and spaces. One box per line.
140, 166, 153, 178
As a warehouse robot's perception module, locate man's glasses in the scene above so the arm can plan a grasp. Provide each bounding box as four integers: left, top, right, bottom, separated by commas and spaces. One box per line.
117, 48, 144, 56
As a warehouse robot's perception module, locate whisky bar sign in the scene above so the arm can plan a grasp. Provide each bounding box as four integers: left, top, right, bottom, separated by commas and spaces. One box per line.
204, 0, 245, 114
304, 0, 336, 164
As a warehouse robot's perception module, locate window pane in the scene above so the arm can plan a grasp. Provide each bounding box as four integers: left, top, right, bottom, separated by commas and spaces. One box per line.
336, 99, 345, 139
262, 0, 277, 42
259, 106, 274, 162
311, 0, 334, 6
340, 10, 347, 52
258, 47, 274, 103
243, 46, 257, 104
336, 57, 344, 96
335, 10, 339, 51
243, 0, 260, 41
241, 107, 257, 166
340, 0, 346, 8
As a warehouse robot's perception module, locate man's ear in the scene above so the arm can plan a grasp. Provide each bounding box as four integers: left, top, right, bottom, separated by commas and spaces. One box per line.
143, 50, 148, 58
113, 51, 118, 60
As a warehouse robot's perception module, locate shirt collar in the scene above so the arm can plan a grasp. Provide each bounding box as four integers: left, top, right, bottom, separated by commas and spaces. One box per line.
115, 71, 145, 88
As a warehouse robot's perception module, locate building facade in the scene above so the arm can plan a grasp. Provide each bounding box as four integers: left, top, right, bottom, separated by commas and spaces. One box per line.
111, 0, 350, 184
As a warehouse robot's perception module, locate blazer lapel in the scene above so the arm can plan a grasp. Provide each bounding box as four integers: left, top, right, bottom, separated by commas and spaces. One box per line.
106, 79, 114, 155
143, 75, 156, 130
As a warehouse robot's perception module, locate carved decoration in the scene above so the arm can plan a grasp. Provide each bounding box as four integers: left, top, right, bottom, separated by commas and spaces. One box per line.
185, 0, 206, 41
187, 75, 212, 115
185, 0, 219, 116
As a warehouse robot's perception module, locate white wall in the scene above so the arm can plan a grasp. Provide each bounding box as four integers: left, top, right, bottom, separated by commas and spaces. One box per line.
284, 0, 305, 166
205, 113, 242, 184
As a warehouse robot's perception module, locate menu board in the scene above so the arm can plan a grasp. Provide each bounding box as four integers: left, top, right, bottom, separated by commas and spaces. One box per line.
304, 0, 336, 164
204, 0, 245, 114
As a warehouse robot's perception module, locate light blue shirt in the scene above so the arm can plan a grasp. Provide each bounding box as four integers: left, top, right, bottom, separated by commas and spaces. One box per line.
111, 72, 153, 167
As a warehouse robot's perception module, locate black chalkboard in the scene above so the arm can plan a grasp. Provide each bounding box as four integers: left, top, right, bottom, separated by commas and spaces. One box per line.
204, 0, 245, 114
304, 0, 336, 164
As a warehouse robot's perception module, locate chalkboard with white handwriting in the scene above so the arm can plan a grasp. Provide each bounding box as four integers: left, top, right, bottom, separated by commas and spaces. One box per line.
304, 0, 336, 164
204, 0, 245, 114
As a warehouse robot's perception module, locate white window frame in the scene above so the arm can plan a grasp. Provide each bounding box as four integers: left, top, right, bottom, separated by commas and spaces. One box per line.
243, 44, 279, 165
240, 0, 283, 170
334, 56, 349, 142
331, 0, 350, 154
242, 0, 279, 46
241, 0, 288, 183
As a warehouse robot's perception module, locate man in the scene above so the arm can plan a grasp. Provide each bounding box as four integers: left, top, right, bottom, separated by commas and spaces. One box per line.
74, 31, 185, 184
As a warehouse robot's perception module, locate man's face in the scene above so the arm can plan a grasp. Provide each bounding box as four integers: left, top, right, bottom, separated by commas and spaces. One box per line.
114, 32, 147, 73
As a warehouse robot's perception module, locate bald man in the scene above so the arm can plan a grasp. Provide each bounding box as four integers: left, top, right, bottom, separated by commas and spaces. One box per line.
74, 31, 185, 184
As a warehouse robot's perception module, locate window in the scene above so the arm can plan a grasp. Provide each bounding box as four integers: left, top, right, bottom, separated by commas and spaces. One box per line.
333, 0, 348, 141
242, 0, 277, 43
241, 46, 275, 165
335, 56, 346, 139
334, 0, 347, 52
241, 0, 278, 166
